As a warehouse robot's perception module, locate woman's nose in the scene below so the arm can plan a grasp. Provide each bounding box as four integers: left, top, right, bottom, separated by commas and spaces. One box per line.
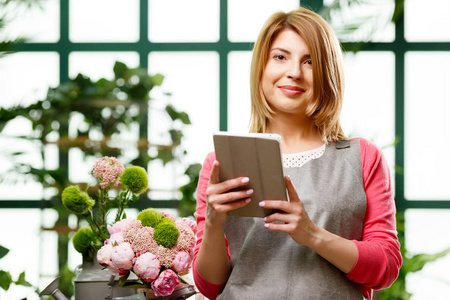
286, 63, 302, 80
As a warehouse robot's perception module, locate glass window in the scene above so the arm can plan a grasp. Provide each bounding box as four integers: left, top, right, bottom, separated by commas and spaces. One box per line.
228, 0, 299, 42
323, 0, 395, 42
405, 52, 450, 200
69, 52, 140, 80
0, 52, 59, 201
148, 52, 219, 199
405, 209, 450, 296
405, 0, 450, 42
149, 0, 220, 42
228, 51, 252, 132
341, 52, 396, 170
0, 209, 43, 299
0, 0, 60, 43
69, 0, 139, 42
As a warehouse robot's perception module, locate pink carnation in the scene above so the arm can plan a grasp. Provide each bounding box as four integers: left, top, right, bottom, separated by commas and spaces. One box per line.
172, 251, 191, 273
151, 269, 180, 297
133, 252, 161, 282
110, 242, 135, 275
97, 243, 113, 266
92, 156, 125, 190
182, 217, 197, 234
108, 232, 124, 245
108, 218, 132, 235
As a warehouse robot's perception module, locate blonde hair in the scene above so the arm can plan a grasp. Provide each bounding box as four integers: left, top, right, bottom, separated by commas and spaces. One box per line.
249, 7, 346, 143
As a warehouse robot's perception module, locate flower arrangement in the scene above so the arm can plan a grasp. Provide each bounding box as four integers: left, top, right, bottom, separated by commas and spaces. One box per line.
62, 156, 149, 261
97, 208, 197, 298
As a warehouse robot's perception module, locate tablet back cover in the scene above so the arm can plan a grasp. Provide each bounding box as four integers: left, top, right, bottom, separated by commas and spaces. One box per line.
213, 133, 287, 218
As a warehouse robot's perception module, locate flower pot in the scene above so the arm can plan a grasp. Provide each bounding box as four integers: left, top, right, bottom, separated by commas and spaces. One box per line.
73, 253, 138, 300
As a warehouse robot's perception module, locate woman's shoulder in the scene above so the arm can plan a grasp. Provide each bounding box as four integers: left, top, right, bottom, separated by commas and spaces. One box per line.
349, 137, 383, 157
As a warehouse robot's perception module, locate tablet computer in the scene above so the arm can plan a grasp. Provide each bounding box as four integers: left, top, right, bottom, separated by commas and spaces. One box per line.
213, 131, 287, 218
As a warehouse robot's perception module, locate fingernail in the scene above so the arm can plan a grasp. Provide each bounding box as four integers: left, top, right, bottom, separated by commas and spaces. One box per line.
245, 198, 251, 203
286, 175, 291, 182
213, 160, 218, 167
264, 223, 269, 228
263, 217, 267, 222
241, 177, 250, 184
246, 189, 254, 195
259, 201, 265, 207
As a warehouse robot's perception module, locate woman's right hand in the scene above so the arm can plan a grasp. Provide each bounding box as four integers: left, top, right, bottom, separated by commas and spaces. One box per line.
205, 160, 253, 226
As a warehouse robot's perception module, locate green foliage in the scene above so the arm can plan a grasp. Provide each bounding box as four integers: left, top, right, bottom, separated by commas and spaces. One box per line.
120, 166, 148, 194
61, 185, 95, 214
137, 208, 163, 228
178, 163, 202, 217
153, 218, 179, 249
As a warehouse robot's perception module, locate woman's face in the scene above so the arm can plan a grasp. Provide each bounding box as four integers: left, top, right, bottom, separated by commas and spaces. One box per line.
262, 29, 314, 116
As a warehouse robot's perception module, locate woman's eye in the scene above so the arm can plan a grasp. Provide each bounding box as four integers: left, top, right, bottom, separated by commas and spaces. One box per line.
274, 54, 286, 61
305, 59, 312, 65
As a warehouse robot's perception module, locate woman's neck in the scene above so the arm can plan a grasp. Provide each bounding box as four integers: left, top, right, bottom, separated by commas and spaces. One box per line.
265, 115, 324, 154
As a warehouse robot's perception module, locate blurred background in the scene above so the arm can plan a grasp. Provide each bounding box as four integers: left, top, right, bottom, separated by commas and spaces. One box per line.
0, 0, 449, 299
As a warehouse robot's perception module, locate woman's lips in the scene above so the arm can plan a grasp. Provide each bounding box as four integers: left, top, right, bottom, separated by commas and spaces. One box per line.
278, 85, 305, 96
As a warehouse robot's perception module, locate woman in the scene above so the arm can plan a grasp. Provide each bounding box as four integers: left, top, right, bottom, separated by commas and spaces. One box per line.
193, 7, 401, 300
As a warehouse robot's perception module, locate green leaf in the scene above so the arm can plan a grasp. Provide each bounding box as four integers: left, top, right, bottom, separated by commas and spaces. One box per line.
404, 247, 450, 273
15, 272, 32, 287
0, 245, 9, 259
119, 272, 130, 286
120, 282, 147, 289
114, 61, 129, 79
151, 73, 164, 86
0, 270, 12, 290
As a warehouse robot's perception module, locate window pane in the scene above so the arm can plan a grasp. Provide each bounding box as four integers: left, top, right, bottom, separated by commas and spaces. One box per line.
0, 52, 59, 201
228, 51, 252, 132
149, 0, 219, 42
405, 52, 450, 200
341, 52, 395, 170
69, 52, 140, 80
405, 0, 450, 42
323, 0, 395, 42
69, 0, 139, 42
0, 0, 59, 42
405, 209, 450, 297
228, 0, 299, 42
0, 209, 43, 299
148, 52, 219, 198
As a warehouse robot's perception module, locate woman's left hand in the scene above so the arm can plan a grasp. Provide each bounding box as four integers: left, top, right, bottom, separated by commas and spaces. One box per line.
259, 175, 318, 247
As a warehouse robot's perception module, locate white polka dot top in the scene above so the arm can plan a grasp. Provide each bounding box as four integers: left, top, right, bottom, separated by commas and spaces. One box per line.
282, 144, 326, 168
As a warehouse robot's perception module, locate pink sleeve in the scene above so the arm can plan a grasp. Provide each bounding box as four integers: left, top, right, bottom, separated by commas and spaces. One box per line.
193, 152, 229, 299
346, 138, 402, 296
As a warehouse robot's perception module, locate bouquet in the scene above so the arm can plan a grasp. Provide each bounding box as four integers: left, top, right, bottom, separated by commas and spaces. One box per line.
62, 156, 149, 260
96, 208, 197, 298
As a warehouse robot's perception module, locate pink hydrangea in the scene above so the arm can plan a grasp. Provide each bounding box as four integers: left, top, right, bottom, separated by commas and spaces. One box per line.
108, 218, 132, 235
110, 242, 135, 275
151, 269, 180, 297
174, 220, 196, 253
172, 251, 191, 273
92, 156, 125, 190
133, 252, 161, 282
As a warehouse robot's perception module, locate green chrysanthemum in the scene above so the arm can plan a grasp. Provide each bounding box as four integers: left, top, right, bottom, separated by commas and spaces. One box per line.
137, 208, 163, 228
62, 186, 95, 214
120, 166, 148, 194
72, 226, 96, 254
153, 218, 179, 249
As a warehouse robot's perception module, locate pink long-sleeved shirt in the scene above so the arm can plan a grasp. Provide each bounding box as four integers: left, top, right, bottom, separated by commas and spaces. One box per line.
193, 137, 402, 299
